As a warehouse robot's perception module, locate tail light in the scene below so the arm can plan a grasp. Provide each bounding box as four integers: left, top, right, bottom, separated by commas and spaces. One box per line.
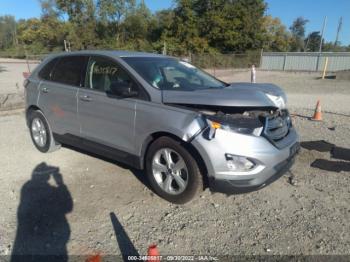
22, 72, 31, 88
23, 79, 30, 88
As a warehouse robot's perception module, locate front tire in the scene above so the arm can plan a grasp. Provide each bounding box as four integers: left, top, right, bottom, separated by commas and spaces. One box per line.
28, 110, 60, 153
145, 136, 203, 204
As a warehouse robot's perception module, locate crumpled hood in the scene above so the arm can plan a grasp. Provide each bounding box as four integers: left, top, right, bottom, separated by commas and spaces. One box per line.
162, 82, 286, 108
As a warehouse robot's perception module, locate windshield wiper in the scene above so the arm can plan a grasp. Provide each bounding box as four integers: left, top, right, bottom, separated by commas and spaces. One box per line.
205, 85, 225, 89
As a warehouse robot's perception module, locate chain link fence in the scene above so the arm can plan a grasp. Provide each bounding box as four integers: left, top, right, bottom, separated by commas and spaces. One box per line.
191, 52, 261, 69
189, 52, 261, 77
0, 50, 262, 79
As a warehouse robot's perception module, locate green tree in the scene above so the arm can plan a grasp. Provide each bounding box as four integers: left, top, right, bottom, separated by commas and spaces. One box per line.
191, 0, 267, 52
97, 0, 136, 43
322, 41, 349, 52
12, 0, 344, 56
262, 16, 291, 51
304, 31, 321, 52
52, 0, 98, 49
123, 1, 151, 39
170, 0, 205, 54
54, 0, 85, 22
0, 15, 17, 50
289, 17, 309, 51
39, 0, 60, 19
150, 9, 174, 41
17, 17, 67, 53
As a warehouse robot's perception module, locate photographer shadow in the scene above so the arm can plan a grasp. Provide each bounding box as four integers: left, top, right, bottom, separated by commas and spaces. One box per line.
11, 162, 73, 262
110, 212, 139, 261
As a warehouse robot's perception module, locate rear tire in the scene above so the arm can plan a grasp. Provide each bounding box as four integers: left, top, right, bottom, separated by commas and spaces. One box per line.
28, 110, 60, 153
145, 136, 203, 204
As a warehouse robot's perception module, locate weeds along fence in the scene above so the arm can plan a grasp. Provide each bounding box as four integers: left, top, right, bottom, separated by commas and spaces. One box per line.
0, 50, 262, 75
0, 50, 262, 66
0, 50, 27, 59
191, 52, 261, 69
189, 52, 261, 77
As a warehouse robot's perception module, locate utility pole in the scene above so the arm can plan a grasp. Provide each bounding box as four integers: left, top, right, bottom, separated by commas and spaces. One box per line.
334, 17, 343, 47
319, 16, 327, 53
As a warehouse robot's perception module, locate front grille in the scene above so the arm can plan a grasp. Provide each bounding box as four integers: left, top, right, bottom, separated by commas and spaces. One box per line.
263, 111, 290, 142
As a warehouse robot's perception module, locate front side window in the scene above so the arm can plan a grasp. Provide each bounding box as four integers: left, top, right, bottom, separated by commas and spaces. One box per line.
51, 56, 87, 86
85, 56, 139, 98
122, 57, 227, 90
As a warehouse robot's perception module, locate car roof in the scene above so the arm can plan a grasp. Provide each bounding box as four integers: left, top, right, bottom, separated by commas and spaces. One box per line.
45, 50, 169, 60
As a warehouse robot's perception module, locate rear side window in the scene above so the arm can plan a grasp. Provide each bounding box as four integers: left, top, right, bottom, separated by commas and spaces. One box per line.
51, 56, 87, 86
38, 58, 59, 80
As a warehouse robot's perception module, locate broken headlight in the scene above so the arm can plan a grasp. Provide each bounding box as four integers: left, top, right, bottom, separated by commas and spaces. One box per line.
206, 117, 263, 139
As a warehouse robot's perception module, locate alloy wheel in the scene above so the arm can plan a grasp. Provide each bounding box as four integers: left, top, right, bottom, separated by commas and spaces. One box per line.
31, 118, 47, 147
152, 148, 189, 195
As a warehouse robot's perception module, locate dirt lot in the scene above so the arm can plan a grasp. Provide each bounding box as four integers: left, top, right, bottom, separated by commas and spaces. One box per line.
0, 59, 38, 95
0, 68, 350, 259
0, 59, 38, 111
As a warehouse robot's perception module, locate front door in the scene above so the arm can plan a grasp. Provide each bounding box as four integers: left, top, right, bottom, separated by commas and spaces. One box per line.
78, 56, 141, 155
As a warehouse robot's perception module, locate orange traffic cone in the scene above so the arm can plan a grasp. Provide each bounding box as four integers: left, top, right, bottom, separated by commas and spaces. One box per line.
86, 254, 101, 262
147, 244, 160, 262
311, 100, 322, 121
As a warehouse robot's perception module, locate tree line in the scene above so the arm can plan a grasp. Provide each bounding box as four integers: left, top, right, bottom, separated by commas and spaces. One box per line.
0, 0, 349, 57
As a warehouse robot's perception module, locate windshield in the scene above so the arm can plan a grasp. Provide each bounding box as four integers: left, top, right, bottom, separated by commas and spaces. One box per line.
122, 57, 227, 90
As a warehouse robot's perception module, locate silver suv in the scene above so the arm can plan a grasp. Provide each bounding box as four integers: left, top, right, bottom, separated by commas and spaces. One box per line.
25, 51, 299, 204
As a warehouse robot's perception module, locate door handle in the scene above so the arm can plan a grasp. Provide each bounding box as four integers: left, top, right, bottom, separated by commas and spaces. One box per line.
79, 95, 92, 102
42, 87, 49, 93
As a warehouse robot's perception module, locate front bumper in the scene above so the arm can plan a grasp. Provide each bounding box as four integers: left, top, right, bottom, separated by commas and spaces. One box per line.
191, 127, 299, 194
209, 151, 297, 194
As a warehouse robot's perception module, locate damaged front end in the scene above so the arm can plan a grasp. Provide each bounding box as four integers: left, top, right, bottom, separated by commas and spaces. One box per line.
174, 104, 293, 147
162, 98, 299, 194
174, 104, 299, 192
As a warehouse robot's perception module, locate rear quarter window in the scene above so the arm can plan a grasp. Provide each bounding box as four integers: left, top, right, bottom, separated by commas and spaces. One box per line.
51, 56, 88, 86
38, 58, 59, 80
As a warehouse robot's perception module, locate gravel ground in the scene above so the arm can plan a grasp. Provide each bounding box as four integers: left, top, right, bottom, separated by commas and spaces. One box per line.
0, 64, 349, 259
0, 60, 38, 111
0, 59, 38, 95
0, 108, 349, 259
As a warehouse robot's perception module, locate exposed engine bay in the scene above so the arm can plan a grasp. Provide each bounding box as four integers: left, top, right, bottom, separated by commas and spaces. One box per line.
196, 106, 278, 129
170, 104, 286, 127
168, 104, 292, 143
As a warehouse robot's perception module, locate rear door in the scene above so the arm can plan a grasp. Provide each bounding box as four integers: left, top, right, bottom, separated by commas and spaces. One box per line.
38, 55, 88, 135
77, 55, 144, 155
